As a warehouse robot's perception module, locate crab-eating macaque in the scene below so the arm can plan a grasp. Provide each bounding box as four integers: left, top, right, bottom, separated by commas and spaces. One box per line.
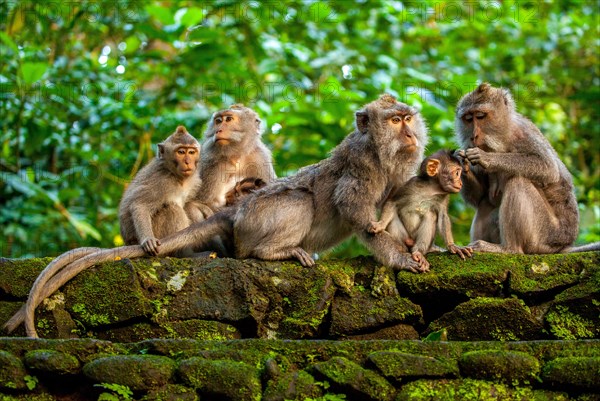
454, 82, 584, 254
197, 104, 276, 212
119, 125, 209, 256
368, 150, 473, 270
7, 94, 430, 338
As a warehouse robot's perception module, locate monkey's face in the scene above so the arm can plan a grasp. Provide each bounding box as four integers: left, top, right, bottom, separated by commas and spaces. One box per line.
455, 84, 513, 152
440, 163, 463, 193
387, 110, 421, 151
173, 145, 200, 177
207, 108, 260, 147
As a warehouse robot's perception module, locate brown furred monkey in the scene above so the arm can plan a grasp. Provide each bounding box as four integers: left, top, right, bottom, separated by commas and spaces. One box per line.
368, 150, 473, 270
454, 83, 591, 254
197, 104, 276, 212
119, 125, 210, 256
7, 94, 429, 338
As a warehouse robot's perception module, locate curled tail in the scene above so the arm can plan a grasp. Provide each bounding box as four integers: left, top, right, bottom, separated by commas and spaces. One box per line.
3, 247, 101, 334
4, 209, 233, 338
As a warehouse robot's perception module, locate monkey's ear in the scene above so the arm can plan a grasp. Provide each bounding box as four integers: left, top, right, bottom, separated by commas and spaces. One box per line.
355, 111, 369, 134
157, 143, 165, 159
426, 159, 440, 177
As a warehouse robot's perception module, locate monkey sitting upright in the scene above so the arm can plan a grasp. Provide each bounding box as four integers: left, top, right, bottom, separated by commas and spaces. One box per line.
118, 125, 209, 256
454, 83, 598, 254
368, 150, 473, 270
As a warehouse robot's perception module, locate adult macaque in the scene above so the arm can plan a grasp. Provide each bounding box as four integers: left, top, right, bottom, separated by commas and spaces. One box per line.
368, 150, 473, 270
197, 104, 276, 211
7, 94, 429, 337
118, 125, 209, 256
455, 83, 582, 253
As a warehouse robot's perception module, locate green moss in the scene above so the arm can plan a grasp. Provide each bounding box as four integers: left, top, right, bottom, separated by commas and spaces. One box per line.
542, 357, 600, 391
24, 349, 80, 374
397, 379, 570, 401
545, 305, 595, 340
0, 257, 53, 298
459, 350, 540, 384
368, 351, 458, 381
178, 358, 261, 401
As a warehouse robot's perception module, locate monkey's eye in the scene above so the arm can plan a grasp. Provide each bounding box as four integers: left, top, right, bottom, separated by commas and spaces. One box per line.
404, 115, 412, 122
188, 149, 197, 155
464, 114, 473, 122
215, 117, 223, 124
225, 116, 233, 122
475, 112, 486, 119
391, 116, 401, 124
177, 149, 186, 155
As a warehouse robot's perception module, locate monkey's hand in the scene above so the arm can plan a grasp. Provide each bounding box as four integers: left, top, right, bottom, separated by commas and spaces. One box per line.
454, 149, 471, 173
141, 237, 161, 256
447, 244, 473, 260
411, 251, 430, 272
367, 221, 386, 234
465, 148, 491, 169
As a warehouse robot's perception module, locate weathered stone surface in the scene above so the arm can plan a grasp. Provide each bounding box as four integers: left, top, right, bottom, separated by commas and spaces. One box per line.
396, 379, 571, 401
64, 259, 152, 328
426, 297, 544, 341
329, 288, 422, 337
263, 370, 323, 401
312, 356, 396, 401
368, 351, 458, 381
24, 349, 80, 374
178, 358, 261, 401
347, 323, 419, 340
83, 355, 175, 391
142, 384, 198, 401
1, 253, 598, 342
541, 357, 600, 391
0, 350, 27, 390
459, 350, 540, 383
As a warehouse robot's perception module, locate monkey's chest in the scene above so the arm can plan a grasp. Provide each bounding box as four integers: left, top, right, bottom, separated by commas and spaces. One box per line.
399, 202, 437, 233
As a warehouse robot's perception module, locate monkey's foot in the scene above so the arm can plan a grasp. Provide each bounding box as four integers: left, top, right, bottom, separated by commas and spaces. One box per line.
411, 251, 430, 272
392, 253, 427, 273
290, 247, 316, 267
447, 244, 474, 259
469, 240, 511, 253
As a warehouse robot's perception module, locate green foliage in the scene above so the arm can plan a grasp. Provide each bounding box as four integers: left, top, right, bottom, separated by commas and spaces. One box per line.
95, 383, 134, 401
24, 375, 38, 391
1, 1, 598, 257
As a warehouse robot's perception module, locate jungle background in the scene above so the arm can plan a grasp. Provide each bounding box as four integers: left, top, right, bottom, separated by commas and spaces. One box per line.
1, 0, 598, 258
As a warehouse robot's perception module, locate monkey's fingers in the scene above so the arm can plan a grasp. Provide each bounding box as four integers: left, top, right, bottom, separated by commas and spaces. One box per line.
291, 248, 315, 267
142, 238, 161, 256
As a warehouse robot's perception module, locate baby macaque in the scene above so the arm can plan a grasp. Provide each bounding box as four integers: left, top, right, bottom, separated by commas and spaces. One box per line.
369, 150, 473, 270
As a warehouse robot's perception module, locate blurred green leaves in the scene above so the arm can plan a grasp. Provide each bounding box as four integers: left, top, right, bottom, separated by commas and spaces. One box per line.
0, 0, 598, 257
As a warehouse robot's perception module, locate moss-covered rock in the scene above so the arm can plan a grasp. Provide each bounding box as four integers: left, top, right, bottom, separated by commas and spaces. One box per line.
427, 297, 544, 341
177, 358, 261, 401
368, 351, 458, 382
459, 350, 540, 384
64, 259, 152, 329
347, 323, 419, 340
329, 287, 422, 337
141, 384, 198, 401
83, 355, 176, 391
24, 349, 80, 374
0, 257, 53, 298
263, 370, 324, 401
311, 356, 396, 401
396, 378, 571, 401
541, 357, 600, 391
0, 350, 27, 390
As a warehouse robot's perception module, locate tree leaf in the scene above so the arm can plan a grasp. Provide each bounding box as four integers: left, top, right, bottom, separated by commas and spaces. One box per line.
21, 62, 47, 84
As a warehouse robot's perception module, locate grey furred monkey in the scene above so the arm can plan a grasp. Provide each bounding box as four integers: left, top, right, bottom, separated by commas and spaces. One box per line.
5, 94, 430, 338
455, 82, 599, 253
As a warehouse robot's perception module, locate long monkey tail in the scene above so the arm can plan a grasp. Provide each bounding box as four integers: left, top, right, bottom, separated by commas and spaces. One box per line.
3, 247, 101, 334
12, 209, 233, 338
564, 241, 600, 253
